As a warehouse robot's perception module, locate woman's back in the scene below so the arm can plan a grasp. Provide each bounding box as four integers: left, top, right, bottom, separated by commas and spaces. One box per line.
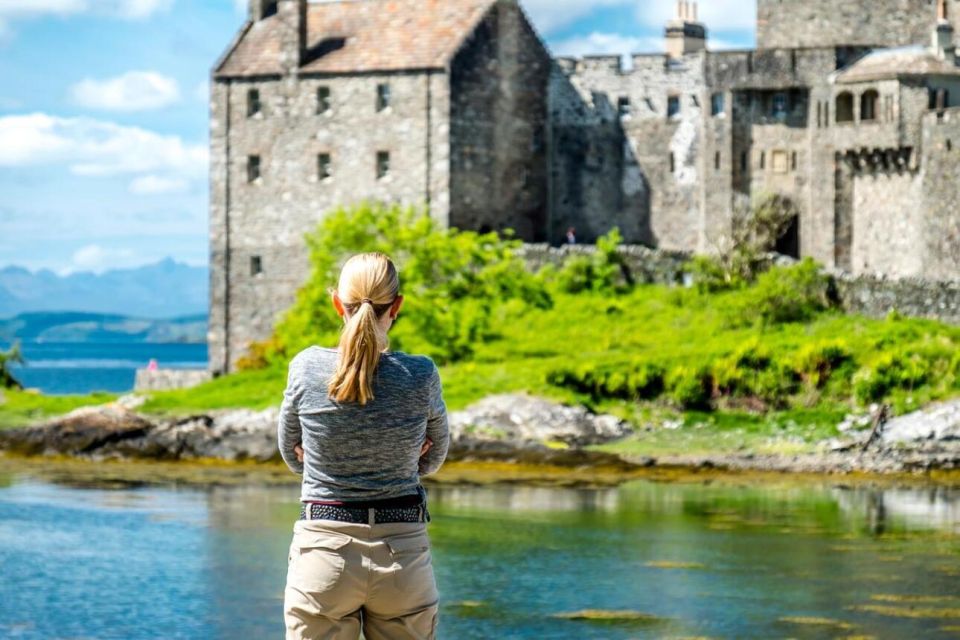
278, 345, 449, 502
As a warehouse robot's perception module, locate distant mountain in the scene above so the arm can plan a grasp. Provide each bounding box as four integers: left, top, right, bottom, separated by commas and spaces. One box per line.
0, 258, 208, 319
0, 311, 207, 344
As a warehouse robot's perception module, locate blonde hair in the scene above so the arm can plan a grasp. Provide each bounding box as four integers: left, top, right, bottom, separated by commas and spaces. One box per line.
327, 252, 400, 405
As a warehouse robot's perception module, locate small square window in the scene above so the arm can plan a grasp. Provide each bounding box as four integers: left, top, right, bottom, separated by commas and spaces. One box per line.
711, 92, 725, 116
617, 96, 631, 117
247, 155, 261, 183
250, 255, 263, 276
316, 86, 331, 114
376, 151, 390, 179
667, 95, 680, 118
318, 153, 332, 180
376, 84, 391, 112
247, 88, 261, 117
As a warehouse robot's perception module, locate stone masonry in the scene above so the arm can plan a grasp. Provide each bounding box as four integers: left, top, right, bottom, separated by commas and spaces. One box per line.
209, 0, 960, 374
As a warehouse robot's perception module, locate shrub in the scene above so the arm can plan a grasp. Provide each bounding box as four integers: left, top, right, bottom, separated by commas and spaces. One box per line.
852, 351, 932, 404
547, 360, 665, 401
790, 341, 852, 389
666, 365, 714, 410
550, 227, 632, 294
0, 341, 24, 390
730, 258, 833, 326
242, 202, 552, 367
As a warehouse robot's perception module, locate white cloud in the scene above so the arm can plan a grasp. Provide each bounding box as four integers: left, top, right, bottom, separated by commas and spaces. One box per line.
71, 71, 180, 112
0, 112, 207, 179
521, 0, 634, 35
552, 32, 663, 58
69, 243, 137, 273
636, 0, 755, 32
129, 175, 189, 195
0, 0, 171, 41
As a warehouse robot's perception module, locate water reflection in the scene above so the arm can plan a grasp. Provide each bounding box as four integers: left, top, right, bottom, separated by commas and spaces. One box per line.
0, 475, 957, 639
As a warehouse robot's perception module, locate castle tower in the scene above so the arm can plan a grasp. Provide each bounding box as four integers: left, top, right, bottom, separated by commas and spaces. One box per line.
665, 1, 706, 58
933, 0, 956, 62
248, 0, 307, 74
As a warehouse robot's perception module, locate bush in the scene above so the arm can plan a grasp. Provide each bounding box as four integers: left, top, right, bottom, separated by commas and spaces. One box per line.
242, 202, 552, 367
711, 341, 799, 407
730, 258, 833, 326
666, 365, 714, 410
790, 341, 852, 389
550, 228, 632, 294
547, 360, 665, 401
0, 341, 24, 390
853, 351, 932, 404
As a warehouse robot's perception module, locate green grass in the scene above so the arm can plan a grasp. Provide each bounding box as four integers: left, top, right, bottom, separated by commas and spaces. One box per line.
4, 282, 960, 459
0, 389, 118, 429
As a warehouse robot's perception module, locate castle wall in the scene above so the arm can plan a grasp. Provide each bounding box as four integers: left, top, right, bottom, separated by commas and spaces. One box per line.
850, 165, 924, 277
920, 108, 960, 280
757, 0, 944, 49
549, 52, 705, 249
208, 70, 449, 373
449, 1, 551, 241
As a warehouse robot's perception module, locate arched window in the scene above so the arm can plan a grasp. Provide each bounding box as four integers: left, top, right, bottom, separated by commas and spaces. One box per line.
836, 92, 854, 123
860, 89, 879, 121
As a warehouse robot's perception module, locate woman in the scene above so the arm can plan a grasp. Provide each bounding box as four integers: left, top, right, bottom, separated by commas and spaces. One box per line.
277, 251, 450, 640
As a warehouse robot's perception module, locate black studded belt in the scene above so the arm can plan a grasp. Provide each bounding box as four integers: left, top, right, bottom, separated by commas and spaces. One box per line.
299, 490, 430, 524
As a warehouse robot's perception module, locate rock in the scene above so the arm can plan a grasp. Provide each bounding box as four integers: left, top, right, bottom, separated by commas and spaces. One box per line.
881, 399, 960, 444
0, 404, 153, 456
449, 392, 631, 449
115, 394, 147, 410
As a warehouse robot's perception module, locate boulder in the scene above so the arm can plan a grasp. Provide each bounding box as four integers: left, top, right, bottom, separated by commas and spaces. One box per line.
0, 403, 152, 456
881, 399, 960, 444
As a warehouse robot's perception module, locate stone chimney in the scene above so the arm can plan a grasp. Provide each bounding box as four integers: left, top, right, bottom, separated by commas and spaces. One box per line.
665, 1, 707, 59
933, 0, 956, 62
249, 0, 307, 74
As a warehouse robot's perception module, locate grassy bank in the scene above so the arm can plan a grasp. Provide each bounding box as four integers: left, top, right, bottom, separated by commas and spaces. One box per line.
5, 278, 959, 458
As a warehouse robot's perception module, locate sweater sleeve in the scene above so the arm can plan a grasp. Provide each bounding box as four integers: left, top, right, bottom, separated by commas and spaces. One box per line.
418, 363, 450, 476
277, 356, 305, 474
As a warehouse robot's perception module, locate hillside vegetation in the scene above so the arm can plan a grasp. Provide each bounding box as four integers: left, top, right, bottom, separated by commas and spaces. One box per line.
5, 203, 960, 455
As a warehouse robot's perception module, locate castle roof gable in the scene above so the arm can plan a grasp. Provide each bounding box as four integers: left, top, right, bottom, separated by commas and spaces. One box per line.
215, 0, 496, 78
833, 45, 960, 84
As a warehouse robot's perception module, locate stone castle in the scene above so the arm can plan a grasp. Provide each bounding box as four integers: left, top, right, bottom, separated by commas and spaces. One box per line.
209, 0, 960, 374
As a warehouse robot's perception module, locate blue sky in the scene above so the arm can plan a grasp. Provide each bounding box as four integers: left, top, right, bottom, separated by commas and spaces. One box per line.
0, 0, 754, 275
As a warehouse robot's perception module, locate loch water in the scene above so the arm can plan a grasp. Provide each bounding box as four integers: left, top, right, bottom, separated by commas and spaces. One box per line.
0, 472, 958, 639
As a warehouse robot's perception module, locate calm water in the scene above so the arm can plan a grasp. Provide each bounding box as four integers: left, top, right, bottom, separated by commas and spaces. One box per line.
0, 342, 208, 395
0, 473, 958, 639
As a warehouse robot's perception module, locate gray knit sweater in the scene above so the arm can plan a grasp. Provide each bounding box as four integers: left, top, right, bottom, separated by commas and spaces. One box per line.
277, 345, 450, 501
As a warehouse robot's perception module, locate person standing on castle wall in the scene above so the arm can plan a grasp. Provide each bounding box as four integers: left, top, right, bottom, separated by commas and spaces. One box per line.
566, 227, 577, 244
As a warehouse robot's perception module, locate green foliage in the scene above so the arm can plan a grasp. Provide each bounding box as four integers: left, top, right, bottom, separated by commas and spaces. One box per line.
666, 365, 714, 410
245, 202, 552, 366
729, 258, 833, 326
550, 228, 632, 294
853, 351, 932, 404
0, 341, 25, 390
546, 360, 665, 401
790, 341, 853, 389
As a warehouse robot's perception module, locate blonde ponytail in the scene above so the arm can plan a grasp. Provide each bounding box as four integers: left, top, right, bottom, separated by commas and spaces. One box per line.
327, 252, 400, 405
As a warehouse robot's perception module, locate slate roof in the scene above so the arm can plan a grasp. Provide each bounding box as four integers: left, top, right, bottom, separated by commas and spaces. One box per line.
215, 0, 497, 77
834, 45, 960, 84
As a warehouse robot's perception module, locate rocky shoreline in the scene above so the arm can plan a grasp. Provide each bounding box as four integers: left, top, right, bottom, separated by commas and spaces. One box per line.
1, 392, 959, 483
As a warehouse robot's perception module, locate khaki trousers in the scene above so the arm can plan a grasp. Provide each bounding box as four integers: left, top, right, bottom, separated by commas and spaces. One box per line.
284, 518, 439, 640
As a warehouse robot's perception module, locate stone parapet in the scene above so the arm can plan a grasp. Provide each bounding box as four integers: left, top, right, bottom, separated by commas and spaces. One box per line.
134, 368, 213, 392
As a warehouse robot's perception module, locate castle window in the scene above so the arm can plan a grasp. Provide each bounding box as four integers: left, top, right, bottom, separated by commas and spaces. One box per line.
772, 150, 788, 173
835, 92, 854, 123
771, 92, 787, 118
317, 153, 332, 180
715, 151, 721, 170
667, 95, 680, 119
250, 255, 263, 276
759, 151, 766, 170
247, 155, 261, 183
791, 151, 798, 170
316, 86, 331, 114
930, 88, 949, 111
618, 96, 631, 117
669, 152, 675, 173
376, 151, 390, 179
860, 89, 879, 121
816, 102, 822, 128
824, 102, 830, 127
376, 84, 391, 112
711, 92, 725, 116
740, 151, 747, 171
247, 88, 261, 117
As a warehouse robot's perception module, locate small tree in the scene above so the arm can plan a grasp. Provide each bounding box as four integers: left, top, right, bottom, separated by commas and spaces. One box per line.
693, 192, 799, 291
0, 341, 25, 390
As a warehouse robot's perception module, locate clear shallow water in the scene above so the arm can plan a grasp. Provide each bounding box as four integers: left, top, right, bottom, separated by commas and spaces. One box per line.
0, 342, 208, 395
0, 474, 958, 639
